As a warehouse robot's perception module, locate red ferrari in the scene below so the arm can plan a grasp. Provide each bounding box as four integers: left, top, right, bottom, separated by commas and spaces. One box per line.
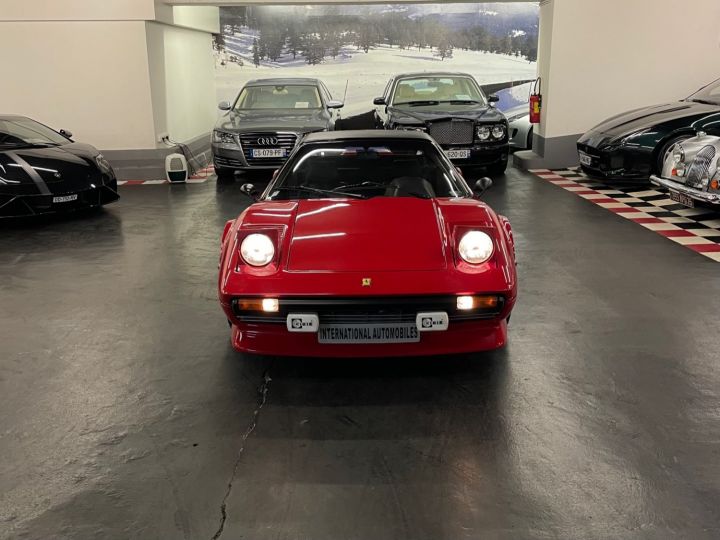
218, 131, 517, 357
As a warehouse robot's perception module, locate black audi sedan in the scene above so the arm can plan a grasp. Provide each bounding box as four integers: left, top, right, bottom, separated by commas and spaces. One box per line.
0, 115, 119, 218
373, 72, 509, 177
212, 77, 344, 177
577, 77, 720, 181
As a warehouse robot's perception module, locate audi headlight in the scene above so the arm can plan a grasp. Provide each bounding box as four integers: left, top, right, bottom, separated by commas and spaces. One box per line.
476, 126, 490, 141
491, 125, 506, 140
213, 130, 236, 145
95, 154, 113, 174
458, 231, 494, 264
240, 233, 275, 267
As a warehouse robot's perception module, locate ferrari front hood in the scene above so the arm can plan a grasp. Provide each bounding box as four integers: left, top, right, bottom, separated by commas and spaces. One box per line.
286, 198, 447, 272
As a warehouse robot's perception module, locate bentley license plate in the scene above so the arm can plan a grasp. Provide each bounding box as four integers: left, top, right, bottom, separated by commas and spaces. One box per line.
444, 149, 471, 160
579, 152, 593, 166
252, 148, 285, 158
670, 190, 694, 208
318, 323, 420, 344
53, 194, 78, 203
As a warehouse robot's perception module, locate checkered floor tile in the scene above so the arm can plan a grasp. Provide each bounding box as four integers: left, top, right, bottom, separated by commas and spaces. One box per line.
117, 166, 215, 186
531, 168, 720, 262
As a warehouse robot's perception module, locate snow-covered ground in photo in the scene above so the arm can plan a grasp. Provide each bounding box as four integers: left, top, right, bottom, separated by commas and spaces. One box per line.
215, 29, 537, 117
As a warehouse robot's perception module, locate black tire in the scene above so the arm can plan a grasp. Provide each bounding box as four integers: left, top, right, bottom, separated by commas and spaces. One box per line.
215, 167, 235, 181
654, 135, 692, 175
526, 126, 534, 150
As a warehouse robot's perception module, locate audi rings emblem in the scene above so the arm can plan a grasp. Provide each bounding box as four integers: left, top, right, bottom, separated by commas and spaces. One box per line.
257, 137, 279, 145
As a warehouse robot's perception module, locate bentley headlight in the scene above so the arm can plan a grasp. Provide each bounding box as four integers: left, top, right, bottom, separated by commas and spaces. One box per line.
458, 231, 494, 264
240, 233, 275, 267
95, 154, 113, 174
213, 130, 236, 145
476, 126, 490, 141
491, 125, 506, 139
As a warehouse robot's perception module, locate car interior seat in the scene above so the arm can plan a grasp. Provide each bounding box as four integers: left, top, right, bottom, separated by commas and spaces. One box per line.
385, 176, 436, 198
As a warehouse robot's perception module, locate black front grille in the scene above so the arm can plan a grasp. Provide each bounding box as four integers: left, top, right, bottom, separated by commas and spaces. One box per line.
686, 145, 715, 188
239, 132, 297, 167
428, 120, 474, 145
232, 296, 504, 325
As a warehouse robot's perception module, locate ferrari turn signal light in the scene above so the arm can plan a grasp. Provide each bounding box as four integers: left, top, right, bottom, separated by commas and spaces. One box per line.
235, 298, 280, 312
456, 295, 500, 310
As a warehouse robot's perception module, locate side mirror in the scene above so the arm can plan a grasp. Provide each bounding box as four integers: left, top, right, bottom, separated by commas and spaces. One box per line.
473, 177, 493, 196
218, 101, 231, 111
240, 183, 258, 200
373, 97, 387, 106
59, 129, 73, 139
487, 94, 500, 104
327, 100, 344, 109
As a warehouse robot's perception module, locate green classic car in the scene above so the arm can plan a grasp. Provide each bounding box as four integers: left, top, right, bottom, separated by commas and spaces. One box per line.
577, 78, 720, 181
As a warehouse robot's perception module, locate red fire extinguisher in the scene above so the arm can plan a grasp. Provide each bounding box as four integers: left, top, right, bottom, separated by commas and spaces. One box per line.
529, 77, 542, 124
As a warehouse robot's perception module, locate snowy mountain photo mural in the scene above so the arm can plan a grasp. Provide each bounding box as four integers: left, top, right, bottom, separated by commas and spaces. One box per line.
214, 3, 539, 116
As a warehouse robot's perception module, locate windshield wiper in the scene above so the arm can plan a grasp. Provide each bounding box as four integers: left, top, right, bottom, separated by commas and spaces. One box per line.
395, 100, 440, 107
330, 181, 386, 191
271, 186, 367, 199
689, 98, 719, 106
0, 142, 60, 149
440, 100, 481, 105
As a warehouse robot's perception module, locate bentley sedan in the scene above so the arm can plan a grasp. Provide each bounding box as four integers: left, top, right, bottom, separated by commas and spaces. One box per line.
373, 72, 510, 177
0, 115, 119, 218
577, 77, 720, 180
218, 130, 517, 358
212, 77, 344, 177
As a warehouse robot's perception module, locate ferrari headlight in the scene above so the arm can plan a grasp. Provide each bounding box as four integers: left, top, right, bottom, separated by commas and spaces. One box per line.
95, 154, 113, 174
458, 231, 494, 264
240, 233, 275, 267
491, 125, 506, 139
213, 130, 236, 145
476, 126, 490, 141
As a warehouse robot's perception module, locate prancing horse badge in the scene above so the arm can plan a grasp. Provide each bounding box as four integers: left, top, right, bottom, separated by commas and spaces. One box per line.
362, 278, 372, 287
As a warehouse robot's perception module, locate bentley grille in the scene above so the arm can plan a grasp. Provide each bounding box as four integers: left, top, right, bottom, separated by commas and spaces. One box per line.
686, 145, 716, 188
240, 132, 298, 167
428, 120, 474, 145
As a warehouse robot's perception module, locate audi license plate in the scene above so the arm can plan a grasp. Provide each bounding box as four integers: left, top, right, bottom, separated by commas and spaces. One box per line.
670, 190, 694, 208
579, 152, 593, 166
53, 194, 78, 203
318, 323, 420, 344
252, 148, 285, 158
444, 149, 471, 160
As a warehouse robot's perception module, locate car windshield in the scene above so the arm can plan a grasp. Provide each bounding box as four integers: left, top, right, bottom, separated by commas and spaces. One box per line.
234, 84, 322, 110
0, 117, 68, 148
266, 139, 469, 201
392, 76, 486, 106
687, 78, 720, 105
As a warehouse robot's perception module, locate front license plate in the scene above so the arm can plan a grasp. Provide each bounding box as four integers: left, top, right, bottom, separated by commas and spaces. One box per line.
444, 149, 471, 160
53, 194, 78, 203
670, 190, 694, 208
579, 152, 593, 166
252, 148, 285, 158
318, 323, 420, 344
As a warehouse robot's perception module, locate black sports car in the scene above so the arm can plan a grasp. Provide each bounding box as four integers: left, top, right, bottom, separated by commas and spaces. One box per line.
0, 115, 119, 218
373, 72, 509, 177
577, 78, 720, 180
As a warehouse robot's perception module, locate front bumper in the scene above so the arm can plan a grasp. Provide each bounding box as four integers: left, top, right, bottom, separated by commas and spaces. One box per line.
650, 175, 720, 205
442, 142, 509, 169
0, 181, 119, 218
230, 318, 507, 357
212, 144, 287, 171
576, 141, 650, 180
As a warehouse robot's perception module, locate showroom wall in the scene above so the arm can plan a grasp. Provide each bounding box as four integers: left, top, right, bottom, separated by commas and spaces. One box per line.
515, 0, 720, 169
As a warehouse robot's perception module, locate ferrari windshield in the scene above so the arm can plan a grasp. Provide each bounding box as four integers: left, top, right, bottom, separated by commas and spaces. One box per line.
234, 85, 322, 110
392, 76, 486, 106
688, 78, 720, 105
0, 117, 68, 148
266, 139, 470, 200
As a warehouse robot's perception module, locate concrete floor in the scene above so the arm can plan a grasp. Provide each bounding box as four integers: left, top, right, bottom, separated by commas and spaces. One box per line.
1, 167, 719, 539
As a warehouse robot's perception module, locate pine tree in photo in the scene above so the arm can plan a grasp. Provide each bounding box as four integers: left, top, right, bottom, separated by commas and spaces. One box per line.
252, 38, 260, 67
